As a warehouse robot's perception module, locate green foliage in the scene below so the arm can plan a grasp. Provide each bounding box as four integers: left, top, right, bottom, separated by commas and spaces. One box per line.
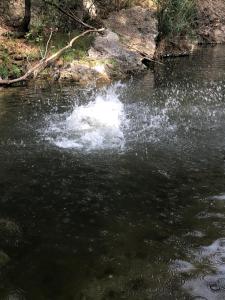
0, 49, 23, 79
25, 18, 44, 44
26, 51, 41, 61
50, 31, 94, 62
10, 65, 22, 78
0, 49, 9, 79
26, 31, 44, 43
154, 0, 197, 38
62, 49, 86, 62
0, 65, 9, 79
0, 63, 22, 79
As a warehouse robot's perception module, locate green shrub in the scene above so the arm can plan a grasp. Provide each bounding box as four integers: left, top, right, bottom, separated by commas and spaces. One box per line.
0, 50, 9, 79
62, 49, 86, 62
51, 31, 94, 62
154, 0, 197, 38
0, 65, 9, 79
10, 65, 22, 78
0, 50, 23, 79
25, 18, 44, 44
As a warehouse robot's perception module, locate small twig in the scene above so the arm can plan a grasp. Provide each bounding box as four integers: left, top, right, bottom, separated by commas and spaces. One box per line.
39, 48, 44, 59
26, 54, 32, 68
43, 28, 53, 59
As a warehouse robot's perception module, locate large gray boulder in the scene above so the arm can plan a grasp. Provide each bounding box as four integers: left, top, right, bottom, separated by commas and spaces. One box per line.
89, 29, 145, 76
89, 6, 158, 76
104, 6, 158, 58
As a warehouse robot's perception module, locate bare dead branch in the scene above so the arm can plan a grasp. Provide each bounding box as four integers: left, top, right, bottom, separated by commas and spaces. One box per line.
43, 28, 53, 59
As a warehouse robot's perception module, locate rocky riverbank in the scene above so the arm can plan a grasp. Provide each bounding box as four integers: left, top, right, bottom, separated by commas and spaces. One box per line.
50, 0, 225, 85
57, 6, 158, 85
1, 1, 225, 86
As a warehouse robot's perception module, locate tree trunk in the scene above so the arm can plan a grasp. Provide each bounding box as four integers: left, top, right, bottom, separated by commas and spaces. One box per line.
21, 0, 31, 32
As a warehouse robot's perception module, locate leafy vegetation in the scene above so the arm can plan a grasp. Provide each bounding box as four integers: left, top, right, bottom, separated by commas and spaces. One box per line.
0, 0, 199, 82
0, 56, 22, 79
0, 46, 26, 79
49, 31, 94, 62
0, 65, 9, 79
25, 20, 44, 44
10, 64, 22, 78
154, 0, 197, 38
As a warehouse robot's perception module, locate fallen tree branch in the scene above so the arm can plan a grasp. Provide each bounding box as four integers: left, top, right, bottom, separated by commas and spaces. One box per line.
44, 0, 95, 30
0, 28, 105, 86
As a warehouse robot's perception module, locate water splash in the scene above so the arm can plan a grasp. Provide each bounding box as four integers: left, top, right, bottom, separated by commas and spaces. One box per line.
42, 80, 225, 153
45, 83, 127, 150
210, 194, 225, 201
183, 238, 225, 299
170, 259, 196, 273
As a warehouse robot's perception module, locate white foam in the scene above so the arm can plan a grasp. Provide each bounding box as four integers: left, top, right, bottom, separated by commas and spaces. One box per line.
67, 94, 124, 131
45, 83, 127, 150
200, 238, 225, 259
170, 259, 196, 273
183, 238, 225, 299
210, 194, 225, 201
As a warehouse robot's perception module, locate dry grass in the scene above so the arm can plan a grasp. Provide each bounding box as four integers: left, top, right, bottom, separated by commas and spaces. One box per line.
131, 0, 156, 8
0, 37, 39, 58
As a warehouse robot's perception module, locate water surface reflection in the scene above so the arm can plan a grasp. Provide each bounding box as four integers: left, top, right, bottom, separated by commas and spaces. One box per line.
0, 45, 225, 299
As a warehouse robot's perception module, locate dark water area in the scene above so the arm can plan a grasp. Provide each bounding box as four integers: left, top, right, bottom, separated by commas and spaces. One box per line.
1, 45, 225, 299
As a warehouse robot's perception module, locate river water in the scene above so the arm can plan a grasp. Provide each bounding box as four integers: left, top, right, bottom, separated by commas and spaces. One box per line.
1, 45, 225, 299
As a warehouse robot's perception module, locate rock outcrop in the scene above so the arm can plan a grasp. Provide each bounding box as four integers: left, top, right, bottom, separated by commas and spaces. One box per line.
59, 61, 111, 85
0, 0, 24, 27
197, 0, 225, 43
104, 6, 157, 58
89, 6, 158, 77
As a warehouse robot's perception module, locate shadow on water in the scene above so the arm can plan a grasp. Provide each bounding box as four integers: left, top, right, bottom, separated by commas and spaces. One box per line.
1, 45, 225, 299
